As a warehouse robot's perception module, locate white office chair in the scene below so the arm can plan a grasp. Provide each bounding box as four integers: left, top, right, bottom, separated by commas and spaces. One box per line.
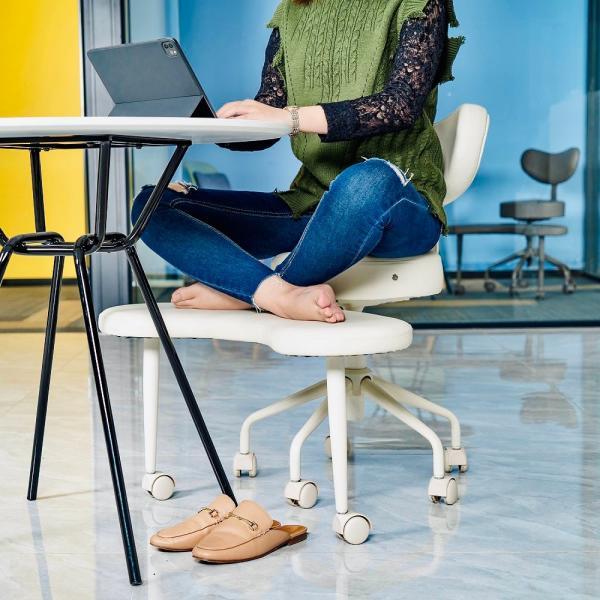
99, 103, 490, 545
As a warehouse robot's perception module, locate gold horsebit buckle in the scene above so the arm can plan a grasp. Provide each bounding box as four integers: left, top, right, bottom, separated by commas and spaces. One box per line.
225, 512, 259, 531
199, 507, 220, 518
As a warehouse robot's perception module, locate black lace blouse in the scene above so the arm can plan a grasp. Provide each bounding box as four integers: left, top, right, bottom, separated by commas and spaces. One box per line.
224, 0, 447, 151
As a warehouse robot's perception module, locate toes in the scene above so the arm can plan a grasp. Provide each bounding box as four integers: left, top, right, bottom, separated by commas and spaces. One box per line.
331, 306, 345, 323
312, 286, 343, 323
315, 286, 335, 310
321, 306, 334, 318
173, 286, 197, 301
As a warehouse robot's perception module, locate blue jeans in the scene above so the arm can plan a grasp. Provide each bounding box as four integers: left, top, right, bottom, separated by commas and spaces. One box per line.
131, 158, 442, 304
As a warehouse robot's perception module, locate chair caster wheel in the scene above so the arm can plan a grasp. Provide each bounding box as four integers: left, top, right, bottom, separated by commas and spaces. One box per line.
324, 435, 353, 459
453, 284, 466, 296
428, 476, 459, 505
333, 512, 371, 545
284, 480, 318, 509
142, 472, 175, 501
484, 281, 496, 292
233, 452, 257, 478
563, 281, 576, 294
444, 447, 468, 473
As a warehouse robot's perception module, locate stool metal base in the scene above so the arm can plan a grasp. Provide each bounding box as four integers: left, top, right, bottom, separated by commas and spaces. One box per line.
484, 235, 575, 299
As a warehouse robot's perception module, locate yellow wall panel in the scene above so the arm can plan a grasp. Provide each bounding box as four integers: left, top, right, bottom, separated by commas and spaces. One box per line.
0, 0, 85, 279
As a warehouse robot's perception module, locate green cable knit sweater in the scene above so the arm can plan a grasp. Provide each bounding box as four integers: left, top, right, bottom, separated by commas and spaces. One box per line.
268, 0, 463, 232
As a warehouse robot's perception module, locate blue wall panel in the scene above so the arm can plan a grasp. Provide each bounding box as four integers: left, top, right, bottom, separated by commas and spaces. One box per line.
177, 0, 300, 194
438, 0, 587, 270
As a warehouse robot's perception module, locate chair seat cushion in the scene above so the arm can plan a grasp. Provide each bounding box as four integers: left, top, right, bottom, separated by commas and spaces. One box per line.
99, 304, 413, 357
500, 200, 565, 221
272, 250, 444, 309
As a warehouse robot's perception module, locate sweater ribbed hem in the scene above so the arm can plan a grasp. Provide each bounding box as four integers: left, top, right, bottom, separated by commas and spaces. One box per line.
276, 189, 319, 219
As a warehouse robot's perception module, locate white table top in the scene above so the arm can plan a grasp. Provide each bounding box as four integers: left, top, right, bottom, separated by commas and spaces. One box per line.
0, 117, 291, 144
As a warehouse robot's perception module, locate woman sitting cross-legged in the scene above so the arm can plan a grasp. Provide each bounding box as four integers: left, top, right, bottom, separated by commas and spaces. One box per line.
132, 0, 463, 324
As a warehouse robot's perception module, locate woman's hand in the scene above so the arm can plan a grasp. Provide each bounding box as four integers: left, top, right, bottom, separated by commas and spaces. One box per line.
217, 100, 329, 135
168, 182, 191, 194
217, 100, 290, 124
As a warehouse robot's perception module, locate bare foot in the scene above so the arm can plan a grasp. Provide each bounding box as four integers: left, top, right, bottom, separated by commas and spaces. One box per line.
254, 276, 345, 323
171, 282, 251, 310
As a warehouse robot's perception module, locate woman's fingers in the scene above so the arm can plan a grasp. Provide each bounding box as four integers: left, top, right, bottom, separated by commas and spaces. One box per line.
217, 99, 256, 118
217, 102, 240, 118
218, 107, 252, 119
219, 107, 263, 120
220, 108, 252, 119
229, 113, 259, 120
168, 182, 189, 194
217, 99, 289, 122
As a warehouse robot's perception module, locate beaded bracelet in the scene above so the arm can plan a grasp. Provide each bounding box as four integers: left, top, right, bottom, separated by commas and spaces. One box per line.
284, 105, 301, 136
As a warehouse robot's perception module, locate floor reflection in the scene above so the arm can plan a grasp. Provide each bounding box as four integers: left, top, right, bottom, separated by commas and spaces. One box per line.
1, 328, 600, 598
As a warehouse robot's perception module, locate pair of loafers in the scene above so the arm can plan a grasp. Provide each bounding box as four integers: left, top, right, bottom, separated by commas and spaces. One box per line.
150, 494, 307, 563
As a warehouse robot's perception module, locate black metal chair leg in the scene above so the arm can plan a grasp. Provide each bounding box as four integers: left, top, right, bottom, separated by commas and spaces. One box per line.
125, 245, 237, 505
0, 245, 14, 285
74, 243, 141, 586
455, 233, 464, 293
537, 236, 546, 300
27, 256, 64, 500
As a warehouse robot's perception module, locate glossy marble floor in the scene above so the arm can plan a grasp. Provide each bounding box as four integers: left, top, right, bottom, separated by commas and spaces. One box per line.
1, 328, 599, 599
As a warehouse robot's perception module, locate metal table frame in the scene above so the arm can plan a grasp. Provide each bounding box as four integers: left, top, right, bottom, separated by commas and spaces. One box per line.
0, 134, 236, 586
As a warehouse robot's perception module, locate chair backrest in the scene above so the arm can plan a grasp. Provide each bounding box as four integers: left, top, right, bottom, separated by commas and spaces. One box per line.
434, 103, 490, 206
521, 148, 580, 200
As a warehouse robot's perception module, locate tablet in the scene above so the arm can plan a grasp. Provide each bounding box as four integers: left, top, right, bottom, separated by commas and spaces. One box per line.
88, 38, 216, 118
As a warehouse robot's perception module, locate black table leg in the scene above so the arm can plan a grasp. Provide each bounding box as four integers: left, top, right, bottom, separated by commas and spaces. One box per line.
126, 245, 237, 505
74, 240, 141, 586
0, 253, 12, 283
0, 242, 15, 284
27, 255, 64, 500
1, 136, 237, 587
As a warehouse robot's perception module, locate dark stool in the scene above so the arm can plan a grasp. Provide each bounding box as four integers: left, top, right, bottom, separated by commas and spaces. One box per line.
450, 148, 579, 299
449, 222, 568, 298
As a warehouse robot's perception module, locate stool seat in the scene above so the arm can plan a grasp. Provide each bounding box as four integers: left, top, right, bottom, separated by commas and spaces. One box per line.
99, 303, 413, 357
500, 200, 565, 221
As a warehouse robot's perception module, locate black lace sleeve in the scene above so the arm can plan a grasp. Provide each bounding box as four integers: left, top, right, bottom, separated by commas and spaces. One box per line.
219, 29, 287, 153
254, 28, 287, 109
319, 0, 447, 143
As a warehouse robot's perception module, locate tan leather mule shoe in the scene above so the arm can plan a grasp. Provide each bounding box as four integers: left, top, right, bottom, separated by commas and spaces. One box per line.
191, 500, 307, 563
150, 494, 236, 551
